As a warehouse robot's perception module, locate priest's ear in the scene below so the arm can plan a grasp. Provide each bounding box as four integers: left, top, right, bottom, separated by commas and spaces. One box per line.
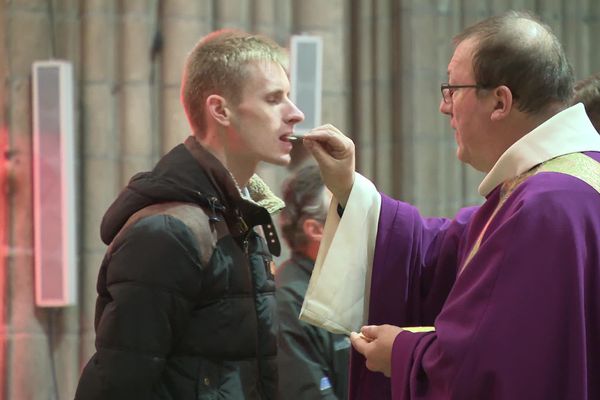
206, 94, 230, 126
302, 218, 324, 242
490, 85, 513, 121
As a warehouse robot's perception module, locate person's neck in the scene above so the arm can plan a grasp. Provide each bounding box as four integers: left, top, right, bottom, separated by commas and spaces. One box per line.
227, 163, 254, 190
483, 104, 566, 172
196, 130, 257, 189
303, 241, 320, 262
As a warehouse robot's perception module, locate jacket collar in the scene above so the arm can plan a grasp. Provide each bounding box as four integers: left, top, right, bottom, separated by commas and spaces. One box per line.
184, 136, 283, 255
479, 103, 600, 196
184, 136, 284, 213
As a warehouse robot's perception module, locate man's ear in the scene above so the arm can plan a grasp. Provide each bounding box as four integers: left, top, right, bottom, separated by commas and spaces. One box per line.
206, 94, 230, 126
302, 218, 324, 241
490, 85, 513, 121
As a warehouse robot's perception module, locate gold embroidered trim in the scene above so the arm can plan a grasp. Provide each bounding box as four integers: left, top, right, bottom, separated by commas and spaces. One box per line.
459, 152, 600, 274
536, 152, 600, 194
402, 326, 436, 333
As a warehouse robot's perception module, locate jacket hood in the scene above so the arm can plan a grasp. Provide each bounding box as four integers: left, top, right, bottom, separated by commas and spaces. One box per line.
100, 136, 284, 247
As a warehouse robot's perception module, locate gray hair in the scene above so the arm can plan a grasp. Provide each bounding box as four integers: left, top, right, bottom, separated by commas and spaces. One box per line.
279, 164, 327, 251
454, 10, 574, 115
572, 73, 600, 133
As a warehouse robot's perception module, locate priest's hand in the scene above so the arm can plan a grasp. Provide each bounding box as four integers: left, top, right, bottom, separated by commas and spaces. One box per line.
302, 124, 355, 207
350, 324, 403, 377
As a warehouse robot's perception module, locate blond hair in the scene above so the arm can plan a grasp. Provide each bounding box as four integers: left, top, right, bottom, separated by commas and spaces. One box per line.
181, 29, 286, 135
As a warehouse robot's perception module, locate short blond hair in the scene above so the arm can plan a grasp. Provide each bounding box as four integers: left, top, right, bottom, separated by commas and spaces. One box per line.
181, 29, 286, 135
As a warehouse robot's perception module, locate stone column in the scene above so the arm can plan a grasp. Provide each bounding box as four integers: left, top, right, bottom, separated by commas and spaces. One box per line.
117, 1, 157, 182
4, 1, 82, 399
78, 0, 119, 392
160, 0, 213, 152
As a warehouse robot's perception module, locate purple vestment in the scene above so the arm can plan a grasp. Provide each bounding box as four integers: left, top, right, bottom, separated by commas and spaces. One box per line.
351, 152, 600, 399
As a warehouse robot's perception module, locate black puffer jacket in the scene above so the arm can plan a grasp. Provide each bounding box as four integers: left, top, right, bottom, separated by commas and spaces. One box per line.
75, 136, 284, 400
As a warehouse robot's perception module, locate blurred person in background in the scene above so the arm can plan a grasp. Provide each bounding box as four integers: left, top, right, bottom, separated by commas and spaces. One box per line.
572, 72, 600, 132
276, 164, 350, 399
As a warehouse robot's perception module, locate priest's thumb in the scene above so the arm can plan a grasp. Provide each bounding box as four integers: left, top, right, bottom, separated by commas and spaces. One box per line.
349, 332, 369, 355
361, 325, 378, 340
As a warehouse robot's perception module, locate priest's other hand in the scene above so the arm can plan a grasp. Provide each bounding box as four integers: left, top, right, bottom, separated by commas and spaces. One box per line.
350, 324, 403, 377
302, 124, 355, 207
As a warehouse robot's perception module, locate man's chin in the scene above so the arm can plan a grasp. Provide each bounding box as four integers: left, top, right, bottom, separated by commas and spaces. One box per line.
266, 155, 291, 166
455, 148, 464, 163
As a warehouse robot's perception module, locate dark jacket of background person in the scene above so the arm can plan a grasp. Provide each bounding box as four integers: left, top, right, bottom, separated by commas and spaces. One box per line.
275, 164, 350, 399
276, 254, 350, 399
75, 136, 282, 400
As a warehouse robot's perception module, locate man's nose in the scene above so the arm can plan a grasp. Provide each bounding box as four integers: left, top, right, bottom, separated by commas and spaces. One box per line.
286, 101, 305, 125
439, 98, 451, 115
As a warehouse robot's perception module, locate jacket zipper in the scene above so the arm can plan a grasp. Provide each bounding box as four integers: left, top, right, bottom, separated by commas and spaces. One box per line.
243, 233, 249, 255
207, 196, 222, 224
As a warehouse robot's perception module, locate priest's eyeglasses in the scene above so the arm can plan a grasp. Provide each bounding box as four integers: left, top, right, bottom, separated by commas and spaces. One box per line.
440, 83, 483, 103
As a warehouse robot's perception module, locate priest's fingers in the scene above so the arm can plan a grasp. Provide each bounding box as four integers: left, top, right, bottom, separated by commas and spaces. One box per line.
303, 124, 353, 161
349, 331, 370, 355
352, 325, 403, 377
303, 124, 355, 206
358, 332, 374, 342
360, 325, 379, 340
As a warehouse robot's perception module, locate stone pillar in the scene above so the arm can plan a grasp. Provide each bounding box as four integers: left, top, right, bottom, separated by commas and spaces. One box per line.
0, 2, 7, 399
215, 0, 251, 30
117, 1, 158, 181
78, 2, 120, 385
160, 0, 213, 152
4, 1, 82, 399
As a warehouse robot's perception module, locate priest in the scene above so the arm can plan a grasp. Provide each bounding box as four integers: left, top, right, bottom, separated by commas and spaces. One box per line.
299, 11, 600, 400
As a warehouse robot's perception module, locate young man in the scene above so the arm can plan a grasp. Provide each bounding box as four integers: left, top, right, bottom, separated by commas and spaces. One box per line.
300, 11, 600, 400
75, 30, 304, 400
276, 164, 350, 399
